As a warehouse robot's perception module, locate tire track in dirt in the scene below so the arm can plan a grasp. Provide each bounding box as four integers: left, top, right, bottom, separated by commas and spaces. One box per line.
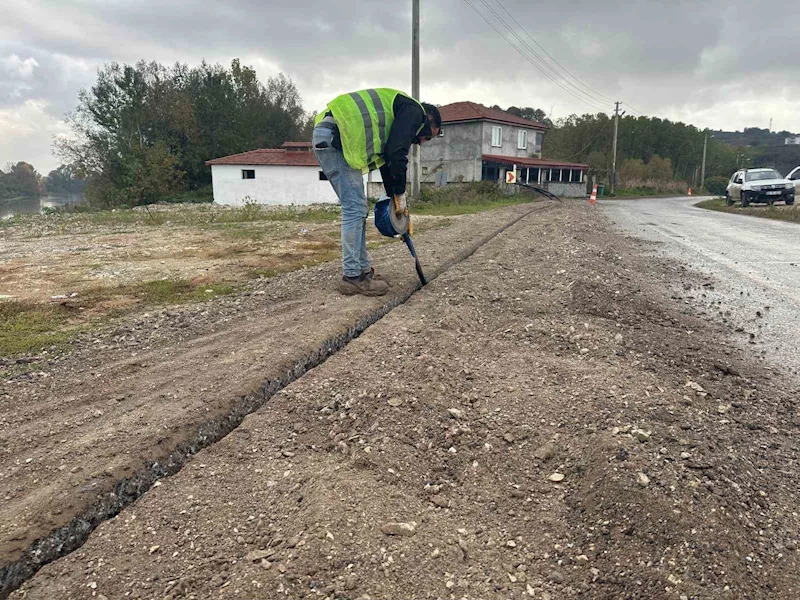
0, 203, 550, 598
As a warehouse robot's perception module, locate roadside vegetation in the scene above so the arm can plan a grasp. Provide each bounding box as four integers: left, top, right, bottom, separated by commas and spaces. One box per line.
696, 197, 800, 224
413, 181, 532, 215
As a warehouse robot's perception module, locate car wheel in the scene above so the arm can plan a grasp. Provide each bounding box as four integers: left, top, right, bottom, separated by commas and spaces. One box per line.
741, 193, 750, 207
726, 193, 734, 206
787, 198, 795, 206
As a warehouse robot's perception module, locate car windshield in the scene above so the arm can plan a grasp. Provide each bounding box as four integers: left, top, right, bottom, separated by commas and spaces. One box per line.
745, 170, 782, 182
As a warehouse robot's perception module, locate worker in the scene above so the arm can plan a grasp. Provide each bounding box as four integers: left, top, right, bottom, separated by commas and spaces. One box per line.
312, 88, 441, 296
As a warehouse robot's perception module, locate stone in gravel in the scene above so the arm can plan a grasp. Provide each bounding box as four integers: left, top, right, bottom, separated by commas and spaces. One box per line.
534, 442, 556, 461
381, 522, 416, 536
637, 472, 650, 487
632, 428, 651, 442
430, 494, 450, 508
548, 570, 565, 584
245, 549, 276, 562
548, 472, 565, 482
503, 432, 515, 444
286, 535, 301, 548
680, 452, 691, 459
614, 333, 623, 342
387, 398, 403, 407
431, 547, 441, 558
526, 583, 536, 597
148, 545, 160, 554
786, 540, 797, 551
447, 408, 464, 419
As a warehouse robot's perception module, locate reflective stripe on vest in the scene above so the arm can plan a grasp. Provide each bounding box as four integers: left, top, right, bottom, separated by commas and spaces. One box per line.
315, 88, 425, 173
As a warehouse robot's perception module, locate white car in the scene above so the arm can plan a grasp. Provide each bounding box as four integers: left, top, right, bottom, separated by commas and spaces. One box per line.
787, 166, 800, 196
725, 168, 795, 207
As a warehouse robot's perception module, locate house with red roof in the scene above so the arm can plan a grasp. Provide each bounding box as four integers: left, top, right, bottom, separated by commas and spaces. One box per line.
205, 141, 338, 206
421, 102, 588, 197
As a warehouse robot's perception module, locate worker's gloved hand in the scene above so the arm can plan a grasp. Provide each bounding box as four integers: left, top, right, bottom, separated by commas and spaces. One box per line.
393, 193, 407, 216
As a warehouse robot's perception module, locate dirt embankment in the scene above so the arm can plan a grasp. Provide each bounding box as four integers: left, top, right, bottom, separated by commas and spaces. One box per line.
15, 203, 800, 599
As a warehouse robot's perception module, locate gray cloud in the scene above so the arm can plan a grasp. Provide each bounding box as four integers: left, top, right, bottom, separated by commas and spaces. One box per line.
3, 0, 799, 172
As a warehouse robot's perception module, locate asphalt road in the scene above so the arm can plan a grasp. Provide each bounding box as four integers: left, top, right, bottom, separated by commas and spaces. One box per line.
602, 196, 800, 374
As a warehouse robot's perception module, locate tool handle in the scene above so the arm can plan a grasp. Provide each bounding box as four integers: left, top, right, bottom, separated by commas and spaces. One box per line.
403, 234, 427, 286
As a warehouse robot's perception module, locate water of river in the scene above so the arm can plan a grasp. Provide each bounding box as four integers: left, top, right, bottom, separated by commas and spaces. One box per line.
0, 193, 87, 220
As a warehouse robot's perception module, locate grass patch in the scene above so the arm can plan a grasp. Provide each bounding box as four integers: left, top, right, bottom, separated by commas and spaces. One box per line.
413, 198, 529, 216
0, 301, 74, 357
412, 182, 531, 215
696, 197, 800, 224
1, 203, 342, 233
132, 280, 236, 304
611, 187, 688, 198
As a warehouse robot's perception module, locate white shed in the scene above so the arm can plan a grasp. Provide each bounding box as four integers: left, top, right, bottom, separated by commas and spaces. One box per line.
206, 143, 339, 206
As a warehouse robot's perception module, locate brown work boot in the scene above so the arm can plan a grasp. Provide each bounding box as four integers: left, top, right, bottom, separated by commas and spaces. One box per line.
362, 267, 387, 283
338, 275, 389, 297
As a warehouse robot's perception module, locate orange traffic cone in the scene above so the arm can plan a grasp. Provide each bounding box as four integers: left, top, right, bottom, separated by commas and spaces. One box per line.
688, 187, 693, 196
589, 184, 598, 205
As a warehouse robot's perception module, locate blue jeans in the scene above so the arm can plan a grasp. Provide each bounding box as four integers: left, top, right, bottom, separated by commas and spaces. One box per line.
313, 125, 371, 278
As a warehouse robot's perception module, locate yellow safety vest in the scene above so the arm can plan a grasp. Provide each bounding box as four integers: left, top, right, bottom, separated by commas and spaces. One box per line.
315, 88, 425, 172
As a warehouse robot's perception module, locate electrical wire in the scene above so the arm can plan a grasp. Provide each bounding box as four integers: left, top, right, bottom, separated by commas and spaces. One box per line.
474, 0, 610, 111
492, 0, 618, 105
622, 102, 645, 116
462, 0, 610, 112
561, 118, 615, 160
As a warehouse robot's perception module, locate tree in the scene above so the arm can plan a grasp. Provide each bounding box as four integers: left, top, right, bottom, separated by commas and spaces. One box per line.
56, 59, 311, 207
0, 162, 41, 198
646, 155, 673, 181
619, 158, 647, 184
44, 164, 87, 194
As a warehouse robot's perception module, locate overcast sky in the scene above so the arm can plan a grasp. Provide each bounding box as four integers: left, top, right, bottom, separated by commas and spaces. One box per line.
3, 0, 799, 173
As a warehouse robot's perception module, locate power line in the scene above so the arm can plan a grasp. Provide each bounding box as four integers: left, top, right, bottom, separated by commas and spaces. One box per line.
474, 0, 609, 111
492, 0, 617, 105
621, 102, 645, 116
562, 118, 614, 160
462, 0, 610, 112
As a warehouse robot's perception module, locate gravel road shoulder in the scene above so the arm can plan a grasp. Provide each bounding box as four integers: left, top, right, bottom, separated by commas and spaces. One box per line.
17, 202, 800, 599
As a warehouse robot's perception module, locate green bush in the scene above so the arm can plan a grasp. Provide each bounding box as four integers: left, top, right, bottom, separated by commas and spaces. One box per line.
704, 176, 729, 196
418, 181, 506, 205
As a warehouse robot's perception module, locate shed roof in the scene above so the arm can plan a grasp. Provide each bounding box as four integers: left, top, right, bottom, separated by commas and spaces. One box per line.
440, 102, 548, 130
206, 149, 319, 167
281, 141, 313, 149
483, 154, 588, 169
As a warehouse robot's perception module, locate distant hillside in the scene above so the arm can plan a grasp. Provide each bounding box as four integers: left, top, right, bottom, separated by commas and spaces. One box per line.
712, 128, 797, 148
709, 128, 800, 175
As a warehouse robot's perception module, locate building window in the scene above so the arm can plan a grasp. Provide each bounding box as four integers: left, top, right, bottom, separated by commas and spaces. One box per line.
528, 168, 540, 184
319, 171, 328, 181
518, 130, 528, 150
422, 166, 429, 175
491, 126, 502, 147
548, 169, 560, 182
242, 169, 255, 179
571, 169, 582, 183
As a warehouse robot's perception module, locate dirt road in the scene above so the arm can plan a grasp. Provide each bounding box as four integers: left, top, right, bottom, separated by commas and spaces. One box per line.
602, 196, 800, 375
14, 202, 800, 599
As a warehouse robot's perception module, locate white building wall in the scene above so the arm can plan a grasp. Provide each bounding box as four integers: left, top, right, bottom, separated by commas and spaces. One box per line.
211, 164, 339, 206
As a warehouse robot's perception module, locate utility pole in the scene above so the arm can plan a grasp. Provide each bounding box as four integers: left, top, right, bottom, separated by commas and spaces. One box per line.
701, 132, 708, 188
409, 0, 421, 200
610, 101, 621, 195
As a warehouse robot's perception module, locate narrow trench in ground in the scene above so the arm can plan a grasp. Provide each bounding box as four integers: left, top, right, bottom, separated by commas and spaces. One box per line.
0, 203, 547, 598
